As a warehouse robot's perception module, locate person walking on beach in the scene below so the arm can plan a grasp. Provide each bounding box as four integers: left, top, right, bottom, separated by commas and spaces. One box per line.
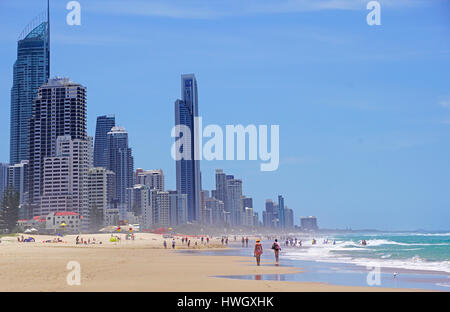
163, 240, 167, 249
245, 237, 249, 247
254, 239, 263, 266
242, 237, 245, 247
172, 239, 176, 249
272, 239, 281, 264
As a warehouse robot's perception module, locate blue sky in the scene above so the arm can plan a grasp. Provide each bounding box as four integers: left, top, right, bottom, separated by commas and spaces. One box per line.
0, 0, 449, 230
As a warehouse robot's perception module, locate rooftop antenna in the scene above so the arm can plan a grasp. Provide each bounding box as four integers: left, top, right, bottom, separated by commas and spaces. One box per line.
47, 0, 50, 77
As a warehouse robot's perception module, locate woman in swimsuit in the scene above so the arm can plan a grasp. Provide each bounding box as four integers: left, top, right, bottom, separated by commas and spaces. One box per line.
254, 240, 263, 266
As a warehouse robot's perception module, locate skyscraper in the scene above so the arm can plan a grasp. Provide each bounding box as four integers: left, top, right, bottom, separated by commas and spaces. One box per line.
94, 115, 115, 168
106, 126, 134, 205
0, 163, 9, 203
278, 195, 285, 229
10, 6, 50, 165
227, 176, 243, 226
175, 74, 202, 222
28, 77, 87, 216
214, 169, 228, 212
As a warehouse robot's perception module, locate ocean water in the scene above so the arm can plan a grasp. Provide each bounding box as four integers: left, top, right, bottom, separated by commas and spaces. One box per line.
181, 232, 450, 290
282, 232, 450, 274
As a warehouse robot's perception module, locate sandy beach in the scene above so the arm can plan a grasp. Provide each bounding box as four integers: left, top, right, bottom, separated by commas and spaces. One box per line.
0, 233, 417, 292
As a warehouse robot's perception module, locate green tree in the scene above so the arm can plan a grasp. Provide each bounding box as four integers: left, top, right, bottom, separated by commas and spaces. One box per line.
89, 204, 103, 232
0, 188, 20, 233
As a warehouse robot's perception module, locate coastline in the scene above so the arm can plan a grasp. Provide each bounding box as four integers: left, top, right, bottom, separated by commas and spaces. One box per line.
0, 233, 422, 292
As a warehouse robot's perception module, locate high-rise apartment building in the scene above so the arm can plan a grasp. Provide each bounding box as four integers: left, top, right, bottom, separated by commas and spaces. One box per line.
28, 77, 87, 216
106, 126, 134, 205
150, 189, 170, 227
94, 115, 115, 168
0, 163, 9, 203
7, 161, 29, 219
168, 190, 187, 226
127, 184, 151, 228
135, 169, 164, 192
88, 167, 114, 228
40, 136, 89, 229
227, 176, 243, 226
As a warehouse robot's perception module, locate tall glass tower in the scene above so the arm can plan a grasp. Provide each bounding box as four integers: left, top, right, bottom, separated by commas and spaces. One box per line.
278, 195, 285, 229
10, 5, 50, 165
94, 115, 116, 168
175, 74, 202, 222
106, 127, 134, 205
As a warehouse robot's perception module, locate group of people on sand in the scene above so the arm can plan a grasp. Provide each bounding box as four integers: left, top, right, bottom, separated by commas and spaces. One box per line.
163, 236, 211, 249
76, 236, 101, 245
16, 235, 35, 243
253, 239, 282, 266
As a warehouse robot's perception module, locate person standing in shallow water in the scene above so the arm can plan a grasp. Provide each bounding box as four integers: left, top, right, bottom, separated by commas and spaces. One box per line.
254, 240, 263, 266
272, 239, 281, 264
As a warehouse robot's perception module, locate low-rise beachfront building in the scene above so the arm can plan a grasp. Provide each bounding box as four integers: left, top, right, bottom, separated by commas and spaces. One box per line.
45, 211, 81, 233
17, 215, 46, 231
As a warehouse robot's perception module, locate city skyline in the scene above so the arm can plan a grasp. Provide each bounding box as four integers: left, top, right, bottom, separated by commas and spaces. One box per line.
1, 1, 450, 230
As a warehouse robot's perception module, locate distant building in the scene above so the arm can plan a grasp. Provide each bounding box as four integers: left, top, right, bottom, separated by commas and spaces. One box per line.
150, 189, 170, 227
168, 190, 187, 226
7, 160, 30, 219
88, 167, 114, 227
227, 176, 243, 226
106, 126, 134, 204
300, 216, 318, 231
127, 184, 151, 228
135, 169, 164, 192
94, 115, 115, 168
243, 207, 255, 227
0, 163, 9, 203
205, 195, 225, 225
263, 199, 277, 228
278, 195, 285, 229
284, 206, 294, 228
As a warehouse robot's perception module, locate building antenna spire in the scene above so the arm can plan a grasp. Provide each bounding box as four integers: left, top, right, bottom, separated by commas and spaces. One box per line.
47, 0, 50, 77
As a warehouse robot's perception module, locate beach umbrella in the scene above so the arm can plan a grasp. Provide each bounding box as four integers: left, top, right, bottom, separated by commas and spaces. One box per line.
30, 228, 38, 232
24, 229, 32, 233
